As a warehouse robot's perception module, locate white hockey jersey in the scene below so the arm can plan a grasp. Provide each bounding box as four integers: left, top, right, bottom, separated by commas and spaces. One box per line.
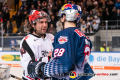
20, 33, 54, 80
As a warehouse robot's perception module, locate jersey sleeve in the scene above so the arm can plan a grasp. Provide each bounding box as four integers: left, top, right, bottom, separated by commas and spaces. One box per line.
20, 38, 33, 77
47, 33, 54, 43
44, 31, 76, 77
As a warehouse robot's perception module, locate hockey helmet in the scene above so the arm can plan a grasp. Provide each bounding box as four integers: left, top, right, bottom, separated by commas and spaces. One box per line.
29, 10, 51, 24
60, 3, 82, 23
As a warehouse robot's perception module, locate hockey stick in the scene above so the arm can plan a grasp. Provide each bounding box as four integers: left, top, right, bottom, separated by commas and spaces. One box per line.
10, 74, 22, 80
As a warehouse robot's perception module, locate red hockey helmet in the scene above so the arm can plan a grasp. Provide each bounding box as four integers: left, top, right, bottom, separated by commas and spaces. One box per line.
29, 10, 51, 24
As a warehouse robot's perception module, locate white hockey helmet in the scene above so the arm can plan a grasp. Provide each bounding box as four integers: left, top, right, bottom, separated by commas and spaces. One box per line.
60, 3, 82, 23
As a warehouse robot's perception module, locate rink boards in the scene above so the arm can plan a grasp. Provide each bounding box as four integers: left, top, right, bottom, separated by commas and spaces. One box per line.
0, 51, 120, 70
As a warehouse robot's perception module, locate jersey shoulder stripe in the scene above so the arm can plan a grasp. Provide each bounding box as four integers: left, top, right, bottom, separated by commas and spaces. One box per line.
22, 39, 35, 62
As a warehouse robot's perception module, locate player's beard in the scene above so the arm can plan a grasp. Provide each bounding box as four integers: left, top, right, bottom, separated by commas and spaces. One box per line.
34, 24, 47, 37
35, 29, 46, 37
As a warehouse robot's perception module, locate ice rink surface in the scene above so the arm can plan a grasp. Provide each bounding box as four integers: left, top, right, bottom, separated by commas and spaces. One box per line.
9, 67, 120, 80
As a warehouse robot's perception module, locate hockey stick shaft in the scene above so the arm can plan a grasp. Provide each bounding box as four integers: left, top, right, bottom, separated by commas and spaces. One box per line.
10, 74, 22, 80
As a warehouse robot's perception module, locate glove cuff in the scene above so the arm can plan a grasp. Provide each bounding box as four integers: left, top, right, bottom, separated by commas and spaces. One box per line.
35, 62, 46, 79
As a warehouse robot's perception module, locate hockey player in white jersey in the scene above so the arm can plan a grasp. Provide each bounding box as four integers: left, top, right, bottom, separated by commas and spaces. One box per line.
20, 10, 54, 80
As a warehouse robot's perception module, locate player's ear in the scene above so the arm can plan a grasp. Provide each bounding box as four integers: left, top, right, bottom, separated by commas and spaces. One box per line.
60, 17, 64, 23
63, 15, 66, 21
60, 15, 66, 22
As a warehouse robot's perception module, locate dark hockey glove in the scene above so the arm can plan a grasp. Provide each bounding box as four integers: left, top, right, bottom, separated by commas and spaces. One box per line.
27, 61, 46, 79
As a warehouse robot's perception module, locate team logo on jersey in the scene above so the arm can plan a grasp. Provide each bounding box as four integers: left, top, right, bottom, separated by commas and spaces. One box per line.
58, 36, 68, 44
69, 71, 76, 78
41, 50, 48, 57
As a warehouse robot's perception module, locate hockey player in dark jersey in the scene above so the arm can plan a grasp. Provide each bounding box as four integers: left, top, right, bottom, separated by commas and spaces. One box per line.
27, 3, 94, 80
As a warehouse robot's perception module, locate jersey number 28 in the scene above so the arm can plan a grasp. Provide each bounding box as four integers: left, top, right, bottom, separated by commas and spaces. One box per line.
54, 48, 65, 57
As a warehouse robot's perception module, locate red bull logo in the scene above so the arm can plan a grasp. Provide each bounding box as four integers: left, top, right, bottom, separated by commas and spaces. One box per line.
62, 4, 73, 11
58, 36, 68, 44
75, 13, 80, 18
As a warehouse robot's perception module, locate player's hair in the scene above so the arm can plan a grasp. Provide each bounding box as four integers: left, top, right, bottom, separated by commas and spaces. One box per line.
28, 23, 34, 33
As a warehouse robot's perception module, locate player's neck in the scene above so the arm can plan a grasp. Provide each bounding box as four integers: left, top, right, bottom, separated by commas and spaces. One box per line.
33, 32, 45, 38
64, 22, 76, 29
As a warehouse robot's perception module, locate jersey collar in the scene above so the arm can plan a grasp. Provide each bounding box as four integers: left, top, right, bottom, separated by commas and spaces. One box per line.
30, 33, 46, 38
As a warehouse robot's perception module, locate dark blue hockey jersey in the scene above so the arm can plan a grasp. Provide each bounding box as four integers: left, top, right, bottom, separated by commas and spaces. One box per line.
44, 27, 94, 80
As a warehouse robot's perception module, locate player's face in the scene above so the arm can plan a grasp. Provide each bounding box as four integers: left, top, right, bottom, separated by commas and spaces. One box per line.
35, 18, 48, 35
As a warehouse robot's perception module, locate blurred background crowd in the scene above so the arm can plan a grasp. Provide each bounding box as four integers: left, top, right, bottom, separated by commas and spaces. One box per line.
0, 0, 120, 36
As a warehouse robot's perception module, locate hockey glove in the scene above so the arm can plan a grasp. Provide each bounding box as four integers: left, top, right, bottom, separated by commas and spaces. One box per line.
27, 61, 46, 79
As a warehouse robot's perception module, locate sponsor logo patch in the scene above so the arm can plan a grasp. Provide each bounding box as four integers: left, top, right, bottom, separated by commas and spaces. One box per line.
58, 36, 68, 44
